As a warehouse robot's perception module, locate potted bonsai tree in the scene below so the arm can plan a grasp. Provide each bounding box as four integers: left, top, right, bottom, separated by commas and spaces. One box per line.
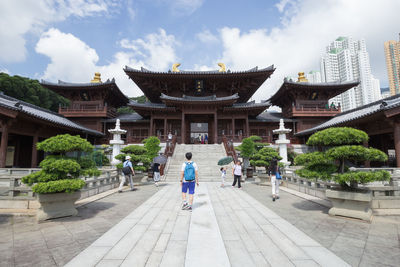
143, 136, 161, 180
295, 127, 390, 221
250, 147, 282, 184
115, 144, 150, 183
22, 134, 101, 221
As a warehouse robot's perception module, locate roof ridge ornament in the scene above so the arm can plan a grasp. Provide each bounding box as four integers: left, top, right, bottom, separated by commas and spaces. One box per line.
91, 72, 102, 83
218, 63, 226, 72
172, 63, 181, 72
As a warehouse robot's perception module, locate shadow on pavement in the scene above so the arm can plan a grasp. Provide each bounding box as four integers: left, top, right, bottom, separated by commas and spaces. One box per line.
292, 200, 329, 214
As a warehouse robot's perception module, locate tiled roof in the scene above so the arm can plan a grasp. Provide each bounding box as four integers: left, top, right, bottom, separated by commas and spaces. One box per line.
296, 94, 400, 136
124, 65, 274, 75
0, 93, 103, 136
128, 101, 170, 109
251, 112, 295, 122
160, 93, 239, 102
41, 78, 116, 87
104, 113, 147, 123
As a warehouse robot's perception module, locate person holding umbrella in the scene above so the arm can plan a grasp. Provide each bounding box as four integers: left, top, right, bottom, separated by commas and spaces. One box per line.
153, 154, 167, 186
217, 156, 233, 188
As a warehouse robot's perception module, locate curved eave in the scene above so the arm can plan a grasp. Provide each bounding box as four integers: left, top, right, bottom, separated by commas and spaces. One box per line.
223, 103, 270, 116
124, 65, 275, 103
40, 80, 129, 106
124, 65, 275, 77
128, 102, 176, 116
160, 93, 239, 105
269, 80, 359, 107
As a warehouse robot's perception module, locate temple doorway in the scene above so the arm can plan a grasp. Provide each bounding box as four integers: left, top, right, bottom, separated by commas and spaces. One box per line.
190, 123, 209, 144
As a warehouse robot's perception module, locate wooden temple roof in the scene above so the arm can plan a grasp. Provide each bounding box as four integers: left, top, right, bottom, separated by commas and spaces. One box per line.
124, 65, 275, 103
223, 100, 271, 116
160, 93, 239, 105
296, 94, 400, 136
0, 93, 103, 136
269, 79, 359, 107
40, 79, 129, 107
127, 101, 176, 117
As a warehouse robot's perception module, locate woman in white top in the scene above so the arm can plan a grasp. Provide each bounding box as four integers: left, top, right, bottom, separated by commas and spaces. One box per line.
232, 161, 242, 188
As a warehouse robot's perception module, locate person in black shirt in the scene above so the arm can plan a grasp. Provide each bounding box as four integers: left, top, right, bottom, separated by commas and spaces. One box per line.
153, 162, 160, 186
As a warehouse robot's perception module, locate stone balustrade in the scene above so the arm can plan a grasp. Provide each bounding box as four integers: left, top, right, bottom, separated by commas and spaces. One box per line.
0, 168, 120, 209
282, 167, 400, 215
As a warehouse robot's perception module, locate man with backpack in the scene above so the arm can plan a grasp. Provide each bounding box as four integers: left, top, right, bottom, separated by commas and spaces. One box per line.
180, 152, 199, 211
119, 155, 135, 193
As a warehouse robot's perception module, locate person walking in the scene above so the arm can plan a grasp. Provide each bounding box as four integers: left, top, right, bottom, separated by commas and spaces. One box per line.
153, 162, 160, 186
220, 167, 226, 187
180, 152, 199, 211
232, 161, 242, 188
269, 158, 281, 201
119, 155, 135, 192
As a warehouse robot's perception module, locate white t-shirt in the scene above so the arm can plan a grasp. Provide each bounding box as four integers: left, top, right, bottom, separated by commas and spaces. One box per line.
233, 165, 242, 176
181, 161, 198, 182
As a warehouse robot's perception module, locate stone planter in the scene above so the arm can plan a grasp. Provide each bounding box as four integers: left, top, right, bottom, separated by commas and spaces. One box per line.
133, 173, 144, 183
246, 168, 253, 178
257, 173, 269, 185
326, 189, 372, 221
36, 191, 81, 222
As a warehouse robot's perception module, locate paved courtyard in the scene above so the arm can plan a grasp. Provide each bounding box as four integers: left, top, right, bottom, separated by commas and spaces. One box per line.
0, 182, 399, 267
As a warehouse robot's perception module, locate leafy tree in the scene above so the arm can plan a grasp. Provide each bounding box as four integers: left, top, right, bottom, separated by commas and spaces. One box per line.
117, 106, 134, 114
248, 135, 269, 151
250, 147, 282, 172
130, 95, 146, 103
237, 137, 255, 170
22, 134, 100, 193
0, 73, 69, 112
143, 136, 161, 161
115, 145, 151, 171
295, 127, 390, 189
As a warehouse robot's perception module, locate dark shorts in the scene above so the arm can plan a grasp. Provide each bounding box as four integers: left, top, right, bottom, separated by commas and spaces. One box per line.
182, 181, 196, 194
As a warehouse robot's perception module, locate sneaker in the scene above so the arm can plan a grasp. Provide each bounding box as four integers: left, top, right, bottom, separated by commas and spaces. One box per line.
186, 206, 192, 211
272, 197, 275, 202
155, 182, 159, 187
276, 196, 280, 199
182, 203, 188, 210
118, 190, 122, 193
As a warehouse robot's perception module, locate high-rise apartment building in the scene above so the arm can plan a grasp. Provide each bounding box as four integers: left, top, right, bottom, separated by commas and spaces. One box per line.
384, 35, 400, 95
320, 37, 381, 111
306, 70, 322, 83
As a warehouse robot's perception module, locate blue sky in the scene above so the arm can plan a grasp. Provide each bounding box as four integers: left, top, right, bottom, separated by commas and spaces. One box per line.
1, 0, 399, 99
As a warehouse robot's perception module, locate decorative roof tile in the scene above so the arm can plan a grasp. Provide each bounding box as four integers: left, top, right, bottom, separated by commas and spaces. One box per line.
0, 93, 103, 136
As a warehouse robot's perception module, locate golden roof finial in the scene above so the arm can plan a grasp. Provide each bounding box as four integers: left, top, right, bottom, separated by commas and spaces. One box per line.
91, 72, 102, 83
297, 72, 308, 83
172, 63, 181, 72
218, 63, 226, 72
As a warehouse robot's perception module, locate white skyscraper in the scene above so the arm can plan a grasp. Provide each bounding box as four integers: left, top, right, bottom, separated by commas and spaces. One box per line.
320, 37, 380, 111
306, 71, 322, 83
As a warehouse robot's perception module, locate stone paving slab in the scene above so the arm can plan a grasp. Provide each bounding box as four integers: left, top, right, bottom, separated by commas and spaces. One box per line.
66, 183, 350, 267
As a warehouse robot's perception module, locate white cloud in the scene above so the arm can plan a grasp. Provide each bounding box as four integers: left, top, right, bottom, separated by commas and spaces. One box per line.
218, 0, 400, 101
35, 28, 178, 97
0, 68, 9, 74
196, 30, 219, 44
0, 0, 111, 63
156, 0, 204, 16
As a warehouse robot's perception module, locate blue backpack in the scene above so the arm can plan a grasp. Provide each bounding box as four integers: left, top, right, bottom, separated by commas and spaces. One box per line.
184, 162, 196, 181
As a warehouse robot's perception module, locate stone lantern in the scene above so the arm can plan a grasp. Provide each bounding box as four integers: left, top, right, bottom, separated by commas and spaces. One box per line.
108, 119, 127, 166
273, 119, 292, 166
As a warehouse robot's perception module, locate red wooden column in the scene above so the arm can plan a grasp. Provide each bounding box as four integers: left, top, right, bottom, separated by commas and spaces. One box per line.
0, 120, 10, 168
214, 112, 218, 144
231, 118, 235, 140
394, 121, 400, 167
181, 112, 185, 144
245, 115, 250, 138
31, 132, 39, 168
164, 118, 167, 140
149, 116, 154, 136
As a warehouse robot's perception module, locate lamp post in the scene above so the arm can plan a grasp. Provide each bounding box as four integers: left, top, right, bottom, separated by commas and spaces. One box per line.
273, 119, 292, 166
108, 119, 127, 166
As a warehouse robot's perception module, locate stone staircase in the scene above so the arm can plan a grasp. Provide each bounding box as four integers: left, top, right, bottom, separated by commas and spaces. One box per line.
164, 144, 233, 182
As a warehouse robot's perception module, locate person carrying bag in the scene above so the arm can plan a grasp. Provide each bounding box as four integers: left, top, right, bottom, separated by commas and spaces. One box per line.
119, 155, 135, 192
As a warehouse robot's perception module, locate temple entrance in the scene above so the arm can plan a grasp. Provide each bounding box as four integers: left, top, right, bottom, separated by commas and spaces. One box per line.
183, 114, 216, 144
190, 123, 208, 144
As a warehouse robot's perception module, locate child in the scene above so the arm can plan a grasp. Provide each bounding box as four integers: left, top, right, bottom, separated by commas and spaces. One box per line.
220, 167, 226, 187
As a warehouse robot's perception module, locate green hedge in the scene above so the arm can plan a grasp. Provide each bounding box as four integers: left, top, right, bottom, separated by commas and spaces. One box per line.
32, 179, 86, 194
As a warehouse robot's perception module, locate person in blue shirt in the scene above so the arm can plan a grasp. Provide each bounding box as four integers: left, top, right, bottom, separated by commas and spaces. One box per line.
118, 155, 135, 192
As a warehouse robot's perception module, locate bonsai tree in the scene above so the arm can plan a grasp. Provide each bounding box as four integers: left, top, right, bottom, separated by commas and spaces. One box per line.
295, 127, 390, 190
250, 147, 282, 173
115, 145, 150, 172
143, 136, 161, 161
237, 137, 255, 170
248, 135, 269, 151
22, 134, 101, 194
